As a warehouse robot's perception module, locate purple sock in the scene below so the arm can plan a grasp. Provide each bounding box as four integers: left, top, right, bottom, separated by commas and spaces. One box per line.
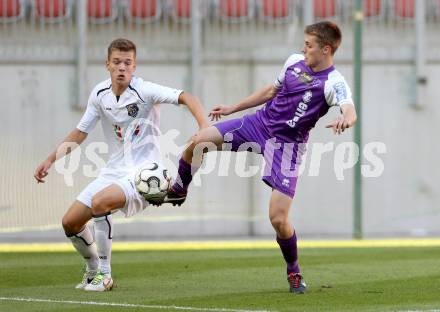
276, 232, 300, 275
172, 158, 195, 194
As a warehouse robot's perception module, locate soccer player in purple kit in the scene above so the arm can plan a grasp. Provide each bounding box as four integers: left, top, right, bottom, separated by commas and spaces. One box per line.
164, 21, 357, 293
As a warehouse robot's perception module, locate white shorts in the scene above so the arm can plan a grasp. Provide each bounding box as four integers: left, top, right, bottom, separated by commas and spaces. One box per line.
76, 175, 148, 217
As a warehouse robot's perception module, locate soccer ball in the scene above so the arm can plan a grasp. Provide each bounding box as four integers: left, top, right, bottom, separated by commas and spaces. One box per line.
135, 162, 171, 200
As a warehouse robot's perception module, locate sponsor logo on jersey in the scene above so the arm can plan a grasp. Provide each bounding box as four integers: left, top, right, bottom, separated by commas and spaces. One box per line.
333, 81, 347, 103
299, 72, 313, 84
125, 103, 139, 117
114, 125, 123, 141
113, 124, 141, 142
286, 91, 311, 128
302, 90, 312, 103
133, 124, 140, 136
105, 107, 112, 111
291, 67, 301, 78
297, 72, 321, 87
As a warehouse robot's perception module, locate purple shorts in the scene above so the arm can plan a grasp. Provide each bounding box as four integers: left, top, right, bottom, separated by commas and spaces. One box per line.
214, 114, 303, 198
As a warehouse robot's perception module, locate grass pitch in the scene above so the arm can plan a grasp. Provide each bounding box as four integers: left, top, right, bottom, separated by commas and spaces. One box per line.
1, 245, 440, 311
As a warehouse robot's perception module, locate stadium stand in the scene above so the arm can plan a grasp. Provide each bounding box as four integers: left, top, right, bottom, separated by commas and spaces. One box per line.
0, 0, 24, 21
33, 0, 72, 20
261, 0, 290, 18
217, 0, 255, 21
167, 0, 209, 22
393, 0, 415, 18
3, 1, 434, 25
363, 0, 382, 17
171, 0, 191, 18
313, 0, 336, 18
88, 0, 118, 23
126, 0, 161, 22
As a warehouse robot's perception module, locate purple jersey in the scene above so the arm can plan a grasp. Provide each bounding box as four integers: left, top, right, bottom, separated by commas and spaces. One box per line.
255, 54, 353, 143
213, 54, 354, 198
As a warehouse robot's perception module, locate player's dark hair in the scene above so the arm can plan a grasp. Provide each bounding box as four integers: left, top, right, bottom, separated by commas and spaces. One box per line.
304, 21, 342, 55
107, 38, 136, 59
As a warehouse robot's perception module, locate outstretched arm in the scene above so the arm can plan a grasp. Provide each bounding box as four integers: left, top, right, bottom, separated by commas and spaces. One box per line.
326, 104, 357, 135
33, 128, 88, 183
178, 92, 210, 129
209, 84, 278, 121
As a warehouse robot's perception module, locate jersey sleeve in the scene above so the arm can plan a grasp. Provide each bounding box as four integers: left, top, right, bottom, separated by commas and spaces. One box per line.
142, 82, 183, 105
324, 75, 354, 107
273, 54, 305, 89
76, 90, 100, 133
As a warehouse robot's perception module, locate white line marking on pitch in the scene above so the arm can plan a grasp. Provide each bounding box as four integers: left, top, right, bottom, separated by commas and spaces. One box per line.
398, 310, 440, 312
0, 297, 275, 312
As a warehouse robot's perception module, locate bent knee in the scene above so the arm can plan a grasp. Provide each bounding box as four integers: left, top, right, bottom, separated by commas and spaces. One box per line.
270, 215, 289, 231
62, 215, 82, 234
91, 196, 111, 216
193, 135, 218, 153
190, 131, 208, 148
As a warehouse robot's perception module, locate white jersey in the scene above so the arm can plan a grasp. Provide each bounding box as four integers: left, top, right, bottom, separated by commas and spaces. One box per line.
77, 76, 182, 180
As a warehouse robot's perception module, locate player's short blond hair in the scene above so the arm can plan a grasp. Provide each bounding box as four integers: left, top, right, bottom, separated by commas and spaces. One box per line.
305, 21, 342, 55
107, 38, 136, 60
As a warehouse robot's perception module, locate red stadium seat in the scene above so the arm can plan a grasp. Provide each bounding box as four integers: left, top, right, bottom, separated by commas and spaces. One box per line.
394, 0, 414, 18
364, 0, 381, 17
262, 0, 289, 18
88, 0, 112, 18
174, 0, 191, 18
35, 0, 68, 18
0, 0, 22, 18
314, 0, 335, 18
129, 0, 159, 18
220, 0, 251, 18
169, 0, 209, 21
88, 0, 118, 23
126, 0, 160, 22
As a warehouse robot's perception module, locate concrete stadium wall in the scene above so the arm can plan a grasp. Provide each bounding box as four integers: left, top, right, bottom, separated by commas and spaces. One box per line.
0, 57, 439, 241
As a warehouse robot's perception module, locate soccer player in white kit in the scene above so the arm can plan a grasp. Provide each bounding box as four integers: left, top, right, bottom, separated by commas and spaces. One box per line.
33, 38, 209, 291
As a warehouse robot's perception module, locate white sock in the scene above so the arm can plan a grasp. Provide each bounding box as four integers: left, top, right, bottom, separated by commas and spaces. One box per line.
94, 213, 113, 276
67, 226, 99, 272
